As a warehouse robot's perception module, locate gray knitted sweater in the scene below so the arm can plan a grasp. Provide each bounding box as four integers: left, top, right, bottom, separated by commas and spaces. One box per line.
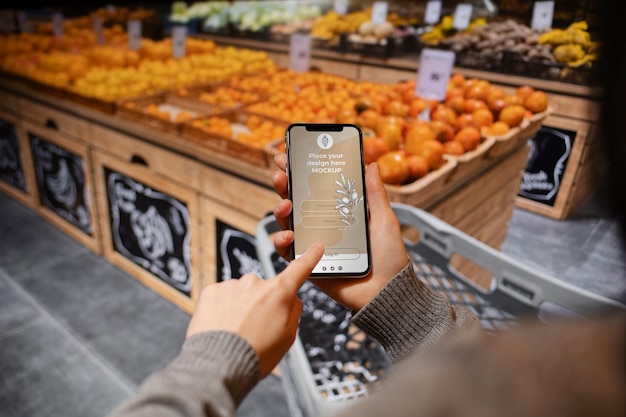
108, 263, 626, 417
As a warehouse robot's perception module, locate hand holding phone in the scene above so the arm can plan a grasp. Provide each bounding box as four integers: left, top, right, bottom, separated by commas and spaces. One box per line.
286, 123, 371, 278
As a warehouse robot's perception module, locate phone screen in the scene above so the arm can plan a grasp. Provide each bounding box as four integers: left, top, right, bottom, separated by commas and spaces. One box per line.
286, 123, 371, 277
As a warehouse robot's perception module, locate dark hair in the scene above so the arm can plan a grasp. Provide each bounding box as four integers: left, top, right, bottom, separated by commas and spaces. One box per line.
598, 1, 626, 241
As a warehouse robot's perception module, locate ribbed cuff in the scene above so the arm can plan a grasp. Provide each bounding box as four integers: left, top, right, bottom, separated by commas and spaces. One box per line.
176, 332, 261, 404
351, 262, 455, 363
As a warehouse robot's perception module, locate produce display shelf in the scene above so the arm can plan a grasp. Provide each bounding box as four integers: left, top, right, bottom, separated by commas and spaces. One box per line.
255, 203, 625, 417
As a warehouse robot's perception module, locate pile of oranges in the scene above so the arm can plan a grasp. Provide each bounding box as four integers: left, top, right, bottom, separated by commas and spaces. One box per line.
356, 74, 548, 185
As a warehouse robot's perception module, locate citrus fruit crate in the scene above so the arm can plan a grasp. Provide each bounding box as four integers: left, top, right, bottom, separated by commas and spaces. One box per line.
172, 83, 267, 112
182, 110, 287, 168
485, 109, 549, 159
116, 93, 219, 136
63, 88, 117, 114
384, 156, 457, 207
255, 203, 625, 417
445, 135, 496, 183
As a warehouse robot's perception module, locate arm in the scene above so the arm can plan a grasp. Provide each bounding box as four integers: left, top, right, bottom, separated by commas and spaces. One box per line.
108, 332, 260, 417
108, 243, 325, 417
351, 262, 482, 364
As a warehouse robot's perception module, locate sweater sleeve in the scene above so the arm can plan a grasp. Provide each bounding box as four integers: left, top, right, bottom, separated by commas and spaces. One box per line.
351, 262, 482, 364
107, 331, 261, 417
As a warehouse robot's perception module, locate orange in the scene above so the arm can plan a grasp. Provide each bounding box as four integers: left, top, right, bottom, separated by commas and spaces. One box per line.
406, 154, 430, 181
515, 85, 535, 100
405, 123, 436, 151
454, 113, 475, 131
363, 136, 390, 164
430, 104, 457, 125
449, 73, 466, 88
498, 104, 526, 128
442, 140, 465, 155
463, 98, 488, 113
408, 139, 444, 170
486, 86, 506, 108
446, 94, 466, 114
523, 91, 548, 113
388, 100, 409, 117
472, 108, 494, 128
378, 121, 404, 151
377, 151, 410, 185
482, 121, 510, 136
430, 120, 455, 143
454, 126, 481, 151
358, 109, 381, 130
408, 97, 428, 118
504, 94, 524, 106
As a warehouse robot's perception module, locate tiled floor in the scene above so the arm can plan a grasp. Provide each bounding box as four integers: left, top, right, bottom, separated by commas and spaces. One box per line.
1, 188, 625, 417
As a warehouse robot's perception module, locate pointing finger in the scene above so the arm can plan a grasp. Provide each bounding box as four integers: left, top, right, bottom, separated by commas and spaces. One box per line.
275, 242, 324, 294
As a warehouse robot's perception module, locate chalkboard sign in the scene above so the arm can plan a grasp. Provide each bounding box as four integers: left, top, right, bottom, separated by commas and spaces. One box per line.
216, 219, 277, 282
106, 168, 192, 296
519, 125, 577, 206
30, 135, 92, 235
0, 118, 26, 192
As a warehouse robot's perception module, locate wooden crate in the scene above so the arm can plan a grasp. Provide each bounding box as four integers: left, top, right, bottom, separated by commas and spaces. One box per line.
198, 197, 270, 292
18, 98, 91, 144
23, 120, 101, 254
116, 93, 221, 136
199, 162, 279, 220
183, 110, 287, 168
430, 143, 531, 288
0, 87, 21, 115
92, 149, 201, 314
89, 123, 206, 192
0, 109, 38, 208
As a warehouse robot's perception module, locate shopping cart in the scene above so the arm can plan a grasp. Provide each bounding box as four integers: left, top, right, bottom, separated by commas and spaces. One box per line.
255, 203, 625, 417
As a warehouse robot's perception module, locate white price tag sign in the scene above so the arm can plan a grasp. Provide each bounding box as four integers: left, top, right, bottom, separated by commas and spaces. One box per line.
334, 0, 349, 15
371, 2, 389, 25
452, 4, 473, 30
424, 1, 442, 25
415, 48, 455, 101
52, 12, 63, 37
92, 15, 105, 45
128, 20, 142, 51
531, 1, 554, 30
172, 25, 187, 59
290, 33, 312, 73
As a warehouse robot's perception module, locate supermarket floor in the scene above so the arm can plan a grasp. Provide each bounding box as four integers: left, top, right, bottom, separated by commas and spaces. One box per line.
1, 187, 625, 417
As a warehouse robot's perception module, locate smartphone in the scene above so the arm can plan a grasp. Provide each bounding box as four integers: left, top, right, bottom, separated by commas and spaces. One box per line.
286, 123, 371, 277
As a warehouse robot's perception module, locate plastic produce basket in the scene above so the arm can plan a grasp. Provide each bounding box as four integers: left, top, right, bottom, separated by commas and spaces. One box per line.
255, 203, 625, 417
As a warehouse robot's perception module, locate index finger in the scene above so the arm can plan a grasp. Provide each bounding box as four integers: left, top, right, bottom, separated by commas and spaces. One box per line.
274, 241, 324, 294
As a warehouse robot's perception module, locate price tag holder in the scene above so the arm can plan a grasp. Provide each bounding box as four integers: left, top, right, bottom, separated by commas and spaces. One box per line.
52, 12, 63, 37
531, 1, 554, 30
424, 1, 442, 25
172, 25, 187, 59
334, 0, 349, 15
128, 20, 142, 51
452, 4, 473, 30
415, 48, 455, 101
290, 33, 312, 73
92, 15, 105, 45
371, 1, 389, 25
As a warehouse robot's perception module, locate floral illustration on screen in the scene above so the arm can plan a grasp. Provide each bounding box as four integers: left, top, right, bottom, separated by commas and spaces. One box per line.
334, 173, 362, 226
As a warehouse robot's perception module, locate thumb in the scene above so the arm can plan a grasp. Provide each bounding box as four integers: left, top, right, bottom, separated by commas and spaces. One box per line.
366, 162, 392, 214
